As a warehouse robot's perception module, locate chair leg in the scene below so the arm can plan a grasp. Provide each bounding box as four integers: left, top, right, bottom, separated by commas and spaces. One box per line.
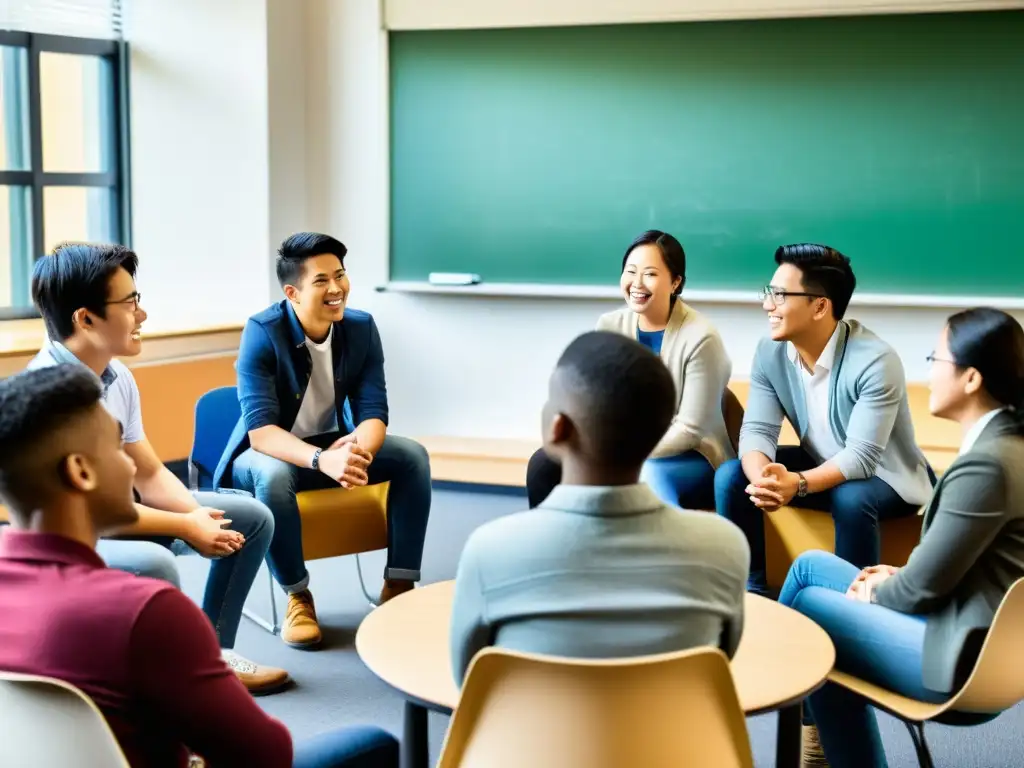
903, 720, 936, 768
242, 569, 281, 635
355, 553, 380, 609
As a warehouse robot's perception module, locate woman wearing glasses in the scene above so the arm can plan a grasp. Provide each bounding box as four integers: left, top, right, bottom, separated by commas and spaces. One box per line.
525, 230, 735, 511
780, 307, 1024, 768
714, 243, 934, 597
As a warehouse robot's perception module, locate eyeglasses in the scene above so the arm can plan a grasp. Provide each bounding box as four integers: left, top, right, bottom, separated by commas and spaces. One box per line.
925, 353, 957, 365
106, 292, 142, 311
758, 286, 825, 306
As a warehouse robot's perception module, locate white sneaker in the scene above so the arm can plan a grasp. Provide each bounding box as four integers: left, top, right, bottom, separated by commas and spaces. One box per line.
221, 650, 290, 695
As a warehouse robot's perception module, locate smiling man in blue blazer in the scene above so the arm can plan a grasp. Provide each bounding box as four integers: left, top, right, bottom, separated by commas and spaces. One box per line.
214, 232, 432, 648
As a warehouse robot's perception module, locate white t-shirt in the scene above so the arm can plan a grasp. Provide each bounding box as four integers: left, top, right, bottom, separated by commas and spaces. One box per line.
290, 326, 339, 439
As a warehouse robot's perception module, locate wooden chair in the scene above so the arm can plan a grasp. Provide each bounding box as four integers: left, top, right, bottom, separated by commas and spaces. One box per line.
722, 387, 744, 455
828, 577, 1024, 768
437, 646, 754, 768
0, 671, 130, 768
189, 386, 389, 632
763, 507, 921, 588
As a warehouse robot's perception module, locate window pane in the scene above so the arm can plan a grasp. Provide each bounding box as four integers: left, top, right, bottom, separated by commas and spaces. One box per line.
43, 186, 115, 252
0, 46, 30, 171
0, 185, 33, 308
41, 52, 114, 173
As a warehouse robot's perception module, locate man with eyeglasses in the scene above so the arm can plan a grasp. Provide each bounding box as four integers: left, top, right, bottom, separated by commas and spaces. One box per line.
23, 242, 291, 696
714, 243, 933, 597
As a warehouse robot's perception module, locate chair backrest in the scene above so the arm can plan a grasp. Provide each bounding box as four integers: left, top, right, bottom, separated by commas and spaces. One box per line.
722, 387, 745, 454
437, 646, 753, 768
0, 671, 130, 768
189, 386, 241, 489
949, 577, 1024, 713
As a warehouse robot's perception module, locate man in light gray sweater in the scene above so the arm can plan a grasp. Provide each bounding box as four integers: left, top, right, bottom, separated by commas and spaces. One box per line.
449, 331, 750, 683
715, 244, 933, 596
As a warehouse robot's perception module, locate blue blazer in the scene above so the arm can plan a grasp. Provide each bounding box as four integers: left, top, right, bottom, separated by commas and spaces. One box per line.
213, 300, 389, 488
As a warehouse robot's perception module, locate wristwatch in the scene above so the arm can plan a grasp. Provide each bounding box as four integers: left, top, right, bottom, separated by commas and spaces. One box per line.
796, 472, 808, 497
311, 448, 323, 471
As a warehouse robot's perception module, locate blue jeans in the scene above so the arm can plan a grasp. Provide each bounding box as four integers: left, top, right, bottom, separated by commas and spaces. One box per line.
780, 550, 948, 768
526, 447, 715, 509
96, 489, 274, 649
293, 725, 398, 768
231, 433, 432, 592
714, 446, 919, 593
640, 451, 717, 509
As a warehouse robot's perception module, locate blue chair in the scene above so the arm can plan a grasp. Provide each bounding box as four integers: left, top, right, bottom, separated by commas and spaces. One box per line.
189, 386, 389, 633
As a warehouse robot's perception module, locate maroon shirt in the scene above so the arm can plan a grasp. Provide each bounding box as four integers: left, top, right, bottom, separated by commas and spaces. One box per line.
0, 530, 292, 767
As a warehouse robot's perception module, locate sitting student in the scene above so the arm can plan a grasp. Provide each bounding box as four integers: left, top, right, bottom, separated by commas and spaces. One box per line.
215, 233, 431, 648
526, 230, 734, 510
0, 365, 399, 768
450, 331, 749, 682
780, 308, 1024, 768
715, 244, 933, 596
27, 243, 288, 694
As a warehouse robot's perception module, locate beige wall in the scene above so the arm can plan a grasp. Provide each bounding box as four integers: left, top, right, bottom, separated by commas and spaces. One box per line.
125, 0, 273, 332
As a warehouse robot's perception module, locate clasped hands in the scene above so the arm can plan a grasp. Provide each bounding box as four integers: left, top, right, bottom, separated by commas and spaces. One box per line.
316, 433, 374, 489
744, 462, 802, 512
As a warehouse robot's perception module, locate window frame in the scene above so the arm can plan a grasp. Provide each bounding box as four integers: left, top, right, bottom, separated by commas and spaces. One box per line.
0, 30, 130, 320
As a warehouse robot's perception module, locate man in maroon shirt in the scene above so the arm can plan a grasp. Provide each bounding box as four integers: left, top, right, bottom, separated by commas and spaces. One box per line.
0, 365, 398, 768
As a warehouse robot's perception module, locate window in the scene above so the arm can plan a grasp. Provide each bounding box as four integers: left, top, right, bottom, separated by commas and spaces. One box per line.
0, 16, 128, 319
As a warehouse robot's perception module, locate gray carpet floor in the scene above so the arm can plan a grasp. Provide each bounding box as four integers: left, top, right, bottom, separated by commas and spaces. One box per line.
178, 487, 1023, 767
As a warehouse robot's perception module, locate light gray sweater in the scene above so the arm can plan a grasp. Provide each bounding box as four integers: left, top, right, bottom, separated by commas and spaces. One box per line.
739, 320, 932, 503
449, 484, 750, 683
596, 300, 735, 467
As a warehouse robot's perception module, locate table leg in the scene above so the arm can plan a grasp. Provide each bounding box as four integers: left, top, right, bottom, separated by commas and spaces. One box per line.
402, 700, 429, 768
775, 704, 801, 768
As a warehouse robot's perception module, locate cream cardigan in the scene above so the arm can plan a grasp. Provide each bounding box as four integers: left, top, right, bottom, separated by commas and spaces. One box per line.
596, 299, 735, 467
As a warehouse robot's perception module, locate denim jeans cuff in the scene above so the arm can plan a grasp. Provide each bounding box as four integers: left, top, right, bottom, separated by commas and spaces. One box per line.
386, 567, 420, 581
282, 572, 311, 595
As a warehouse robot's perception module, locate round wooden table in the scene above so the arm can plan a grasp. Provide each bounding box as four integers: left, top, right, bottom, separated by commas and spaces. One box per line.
356, 580, 835, 768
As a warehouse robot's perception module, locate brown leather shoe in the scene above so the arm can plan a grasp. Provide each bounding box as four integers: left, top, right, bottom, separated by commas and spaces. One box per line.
222, 650, 291, 696
379, 579, 415, 604
801, 724, 830, 767
281, 590, 322, 648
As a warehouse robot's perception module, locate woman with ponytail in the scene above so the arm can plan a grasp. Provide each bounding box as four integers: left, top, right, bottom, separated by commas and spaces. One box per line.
779, 307, 1024, 768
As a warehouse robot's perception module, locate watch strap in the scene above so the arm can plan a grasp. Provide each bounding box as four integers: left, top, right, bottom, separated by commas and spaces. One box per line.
311, 448, 323, 471
796, 471, 808, 497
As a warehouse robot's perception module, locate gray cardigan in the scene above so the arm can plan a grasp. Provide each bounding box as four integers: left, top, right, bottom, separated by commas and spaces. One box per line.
739, 320, 932, 503
597, 300, 735, 467
874, 411, 1024, 693
448, 484, 750, 683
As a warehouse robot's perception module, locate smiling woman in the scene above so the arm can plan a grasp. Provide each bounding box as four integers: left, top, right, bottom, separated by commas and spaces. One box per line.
525, 230, 735, 511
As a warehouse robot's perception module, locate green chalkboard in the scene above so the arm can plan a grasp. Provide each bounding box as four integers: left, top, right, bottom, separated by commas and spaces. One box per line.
389, 12, 1024, 296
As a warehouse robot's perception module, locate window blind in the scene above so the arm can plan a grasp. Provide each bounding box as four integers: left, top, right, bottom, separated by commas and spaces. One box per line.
0, 0, 123, 39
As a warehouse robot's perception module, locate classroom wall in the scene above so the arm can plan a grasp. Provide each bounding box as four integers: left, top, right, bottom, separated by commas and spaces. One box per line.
310, 0, 1024, 441
125, 0, 273, 331
121, 0, 1024, 442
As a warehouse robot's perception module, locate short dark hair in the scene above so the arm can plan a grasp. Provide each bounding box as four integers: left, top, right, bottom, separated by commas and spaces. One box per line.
554, 331, 676, 467
0, 365, 104, 512
276, 232, 348, 287
947, 307, 1024, 431
774, 243, 856, 320
621, 230, 686, 295
31, 243, 139, 341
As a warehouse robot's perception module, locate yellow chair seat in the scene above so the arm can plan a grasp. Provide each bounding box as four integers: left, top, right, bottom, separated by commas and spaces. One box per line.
763, 505, 922, 588
297, 483, 389, 562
